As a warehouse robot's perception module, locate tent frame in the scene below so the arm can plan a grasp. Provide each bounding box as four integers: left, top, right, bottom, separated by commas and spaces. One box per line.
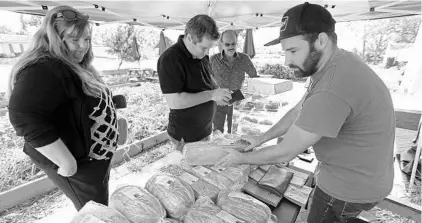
2, 0, 420, 30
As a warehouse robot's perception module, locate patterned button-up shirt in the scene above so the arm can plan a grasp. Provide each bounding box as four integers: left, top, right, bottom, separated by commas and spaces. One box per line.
210, 50, 257, 90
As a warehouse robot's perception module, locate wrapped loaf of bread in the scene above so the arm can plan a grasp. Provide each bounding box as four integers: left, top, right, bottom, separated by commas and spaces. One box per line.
70, 201, 130, 223
109, 185, 166, 223
146, 174, 195, 220
183, 197, 223, 223
217, 190, 276, 223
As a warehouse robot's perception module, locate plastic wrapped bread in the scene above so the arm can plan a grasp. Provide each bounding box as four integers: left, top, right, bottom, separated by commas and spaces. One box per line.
159, 164, 186, 177
109, 185, 166, 223
184, 135, 248, 166
238, 119, 271, 137
203, 169, 234, 190
257, 165, 293, 196
183, 197, 245, 223
70, 201, 130, 223
216, 190, 276, 223
161, 219, 180, 223
284, 185, 313, 208
184, 145, 229, 166
183, 197, 223, 223
210, 165, 250, 190
185, 165, 233, 190
179, 172, 220, 202
145, 174, 195, 220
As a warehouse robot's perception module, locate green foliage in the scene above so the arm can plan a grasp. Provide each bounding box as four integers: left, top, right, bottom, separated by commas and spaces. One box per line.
18, 14, 43, 35
102, 25, 137, 69
101, 24, 160, 69
256, 63, 305, 82
111, 83, 169, 142
0, 25, 13, 34
0, 114, 37, 192
134, 26, 161, 55
346, 16, 421, 65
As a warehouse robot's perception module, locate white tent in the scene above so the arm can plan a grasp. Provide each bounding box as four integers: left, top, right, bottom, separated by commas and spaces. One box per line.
0, 1, 420, 30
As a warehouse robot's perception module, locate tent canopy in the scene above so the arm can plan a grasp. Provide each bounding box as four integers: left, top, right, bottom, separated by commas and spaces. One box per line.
0, 1, 420, 30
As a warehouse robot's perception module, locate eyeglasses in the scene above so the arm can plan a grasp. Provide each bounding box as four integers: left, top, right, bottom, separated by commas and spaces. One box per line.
56, 10, 89, 21
224, 43, 237, 47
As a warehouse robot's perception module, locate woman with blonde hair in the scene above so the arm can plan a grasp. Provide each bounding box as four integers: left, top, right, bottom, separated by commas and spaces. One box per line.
7, 5, 119, 210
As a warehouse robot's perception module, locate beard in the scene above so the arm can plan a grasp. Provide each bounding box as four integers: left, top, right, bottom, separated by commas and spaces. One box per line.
289, 45, 322, 78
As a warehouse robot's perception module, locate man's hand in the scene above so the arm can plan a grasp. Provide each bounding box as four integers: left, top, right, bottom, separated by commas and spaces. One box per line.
241, 135, 265, 151
57, 159, 77, 177
216, 149, 244, 167
211, 88, 231, 104
216, 100, 230, 106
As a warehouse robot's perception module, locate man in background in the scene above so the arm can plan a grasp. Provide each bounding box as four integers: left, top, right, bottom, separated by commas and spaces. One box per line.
210, 30, 258, 133
157, 14, 232, 148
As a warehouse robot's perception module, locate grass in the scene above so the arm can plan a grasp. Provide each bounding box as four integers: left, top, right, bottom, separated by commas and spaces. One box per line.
112, 82, 169, 143
404, 174, 421, 206
371, 207, 417, 223
0, 189, 70, 223
0, 114, 41, 192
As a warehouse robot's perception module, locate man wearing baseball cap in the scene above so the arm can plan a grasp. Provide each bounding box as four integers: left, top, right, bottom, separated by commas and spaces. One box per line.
217, 2, 395, 222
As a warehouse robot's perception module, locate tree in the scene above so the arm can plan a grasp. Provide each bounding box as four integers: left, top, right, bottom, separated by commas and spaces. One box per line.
236, 29, 246, 52
387, 16, 420, 44
134, 26, 160, 55
362, 20, 391, 64
102, 24, 136, 69
102, 24, 160, 69
347, 16, 420, 65
0, 25, 13, 34
19, 14, 43, 35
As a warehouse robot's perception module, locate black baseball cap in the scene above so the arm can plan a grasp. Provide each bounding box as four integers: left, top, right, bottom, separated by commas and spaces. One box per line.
264, 2, 336, 46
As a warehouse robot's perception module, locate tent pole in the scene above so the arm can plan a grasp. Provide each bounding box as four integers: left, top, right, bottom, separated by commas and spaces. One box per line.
409, 123, 421, 191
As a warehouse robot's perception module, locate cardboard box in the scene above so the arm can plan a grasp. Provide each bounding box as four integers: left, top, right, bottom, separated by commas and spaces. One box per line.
247, 78, 293, 95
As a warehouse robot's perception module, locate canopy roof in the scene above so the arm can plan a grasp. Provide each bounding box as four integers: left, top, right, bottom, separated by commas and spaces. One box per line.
0, 1, 420, 30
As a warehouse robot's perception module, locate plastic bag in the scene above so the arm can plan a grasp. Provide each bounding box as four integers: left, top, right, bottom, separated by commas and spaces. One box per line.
179, 171, 220, 202
145, 174, 195, 220
70, 201, 130, 223
109, 185, 166, 223
216, 190, 276, 223
183, 197, 223, 223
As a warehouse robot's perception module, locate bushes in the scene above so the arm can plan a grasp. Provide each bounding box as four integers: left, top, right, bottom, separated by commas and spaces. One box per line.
256, 63, 306, 82
112, 83, 169, 142
0, 53, 19, 58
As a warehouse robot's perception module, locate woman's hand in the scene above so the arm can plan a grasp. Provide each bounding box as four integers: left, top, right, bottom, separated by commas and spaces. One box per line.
57, 158, 77, 177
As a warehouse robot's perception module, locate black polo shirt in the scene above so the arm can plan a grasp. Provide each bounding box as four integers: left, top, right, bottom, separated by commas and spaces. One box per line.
157, 35, 217, 142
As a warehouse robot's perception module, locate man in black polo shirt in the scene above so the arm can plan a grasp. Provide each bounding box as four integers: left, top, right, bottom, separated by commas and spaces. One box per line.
157, 14, 232, 148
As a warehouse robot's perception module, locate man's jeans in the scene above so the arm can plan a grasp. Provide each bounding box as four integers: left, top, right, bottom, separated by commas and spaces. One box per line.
307, 186, 379, 223
213, 105, 234, 133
